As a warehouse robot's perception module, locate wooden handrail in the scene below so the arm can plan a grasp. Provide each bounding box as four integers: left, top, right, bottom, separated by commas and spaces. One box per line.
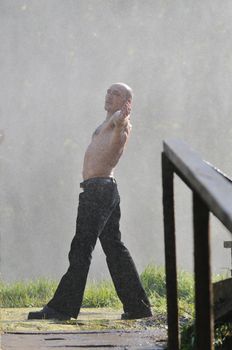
162, 139, 232, 350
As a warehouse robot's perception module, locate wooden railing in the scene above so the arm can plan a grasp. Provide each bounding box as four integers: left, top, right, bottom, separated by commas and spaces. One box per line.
162, 139, 232, 349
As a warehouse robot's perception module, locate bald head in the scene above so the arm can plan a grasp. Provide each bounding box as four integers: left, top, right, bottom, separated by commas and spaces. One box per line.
112, 82, 133, 101
105, 83, 133, 116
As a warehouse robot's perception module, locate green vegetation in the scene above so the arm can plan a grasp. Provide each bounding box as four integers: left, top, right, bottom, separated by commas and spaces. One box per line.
0, 264, 194, 318
0, 278, 57, 308
1, 264, 230, 346
179, 271, 232, 349
140, 264, 194, 317
82, 280, 120, 308
180, 322, 232, 349
0, 278, 121, 309
214, 323, 232, 349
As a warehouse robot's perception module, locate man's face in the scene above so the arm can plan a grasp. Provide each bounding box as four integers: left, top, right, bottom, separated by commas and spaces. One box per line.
104, 84, 128, 114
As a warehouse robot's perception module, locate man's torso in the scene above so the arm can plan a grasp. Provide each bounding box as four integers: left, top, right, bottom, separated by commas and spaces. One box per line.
82, 117, 131, 180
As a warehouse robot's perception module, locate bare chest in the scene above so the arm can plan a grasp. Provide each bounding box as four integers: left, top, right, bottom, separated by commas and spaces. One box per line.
92, 122, 113, 139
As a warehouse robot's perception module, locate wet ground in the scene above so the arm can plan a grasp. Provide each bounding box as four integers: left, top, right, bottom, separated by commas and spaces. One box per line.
0, 308, 167, 349
1, 330, 167, 349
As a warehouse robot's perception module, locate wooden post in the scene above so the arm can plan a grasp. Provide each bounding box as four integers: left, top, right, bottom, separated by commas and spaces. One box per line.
193, 192, 213, 350
162, 152, 179, 350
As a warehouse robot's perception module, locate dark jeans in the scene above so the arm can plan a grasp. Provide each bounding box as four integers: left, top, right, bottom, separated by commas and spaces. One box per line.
47, 178, 150, 318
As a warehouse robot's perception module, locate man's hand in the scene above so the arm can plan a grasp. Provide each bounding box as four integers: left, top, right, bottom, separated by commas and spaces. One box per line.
120, 99, 132, 118
112, 100, 132, 127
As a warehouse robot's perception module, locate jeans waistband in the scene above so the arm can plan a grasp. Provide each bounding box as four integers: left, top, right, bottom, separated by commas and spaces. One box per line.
80, 177, 117, 189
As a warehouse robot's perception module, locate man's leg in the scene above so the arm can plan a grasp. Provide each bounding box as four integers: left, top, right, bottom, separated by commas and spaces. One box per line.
29, 187, 116, 319
99, 203, 152, 318
46, 190, 112, 318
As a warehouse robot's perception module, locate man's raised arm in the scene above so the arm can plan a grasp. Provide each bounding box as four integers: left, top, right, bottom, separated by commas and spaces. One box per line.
111, 100, 132, 128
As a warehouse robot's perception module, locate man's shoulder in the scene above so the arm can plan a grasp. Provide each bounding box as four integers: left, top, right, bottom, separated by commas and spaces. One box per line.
92, 120, 113, 136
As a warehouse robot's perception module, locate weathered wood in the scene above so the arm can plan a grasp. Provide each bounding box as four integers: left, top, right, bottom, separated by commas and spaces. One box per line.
193, 192, 213, 349
214, 278, 232, 322
163, 139, 232, 232
162, 152, 179, 350
162, 139, 232, 350
1, 330, 167, 350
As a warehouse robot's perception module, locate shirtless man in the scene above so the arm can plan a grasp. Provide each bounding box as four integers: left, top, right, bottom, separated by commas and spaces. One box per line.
28, 83, 152, 321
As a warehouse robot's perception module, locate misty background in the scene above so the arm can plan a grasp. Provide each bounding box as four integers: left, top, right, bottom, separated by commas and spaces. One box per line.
1, 0, 232, 282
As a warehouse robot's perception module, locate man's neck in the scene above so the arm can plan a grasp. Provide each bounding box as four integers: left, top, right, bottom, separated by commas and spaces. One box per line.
106, 111, 113, 120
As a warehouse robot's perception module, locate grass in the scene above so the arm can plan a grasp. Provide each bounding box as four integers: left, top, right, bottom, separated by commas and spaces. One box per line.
0, 264, 194, 318
0, 278, 57, 308
0, 264, 194, 312
0, 278, 122, 309
140, 264, 194, 317
180, 322, 232, 350
82, 280, 121, 308
1, 264, 230, 346
179, 272, 232, 349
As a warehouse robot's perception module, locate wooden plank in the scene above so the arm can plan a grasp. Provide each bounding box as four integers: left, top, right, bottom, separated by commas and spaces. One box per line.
214, 278, 232, 322
163, 139, 232, 232
1, 330, 167, 350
